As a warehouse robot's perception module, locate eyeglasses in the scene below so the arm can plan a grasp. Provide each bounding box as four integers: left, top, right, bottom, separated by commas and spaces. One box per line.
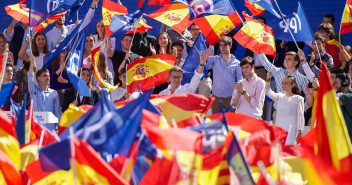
190, 28, 200, 31
171, 76, 182, 79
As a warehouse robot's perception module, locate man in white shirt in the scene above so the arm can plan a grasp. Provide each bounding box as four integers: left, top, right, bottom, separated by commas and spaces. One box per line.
231, 57, 265, 119
45, 0, 99, 50
159, 56, 206, 94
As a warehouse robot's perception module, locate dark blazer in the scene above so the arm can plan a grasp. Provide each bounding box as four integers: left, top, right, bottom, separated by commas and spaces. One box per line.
9, 26, 25, 65
62, 88, 100, 112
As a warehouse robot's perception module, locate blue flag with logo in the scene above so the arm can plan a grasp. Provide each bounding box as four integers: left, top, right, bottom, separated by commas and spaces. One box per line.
0, 81, 16, 108
176, 0, 235, 19
269, 2, 314, 42
43, 21, 84, 69
66, 31, 91, 97
12, 94, 26, 145
75, 89, 152, 157
30, 0, 85, 27
249, 0, 281, 18
181, 33, 208, 85
109, 0, 149, 36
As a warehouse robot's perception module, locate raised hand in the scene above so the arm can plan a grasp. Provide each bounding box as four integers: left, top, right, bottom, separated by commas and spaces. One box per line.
200, 48, 211, 62
149, 43, 156, 55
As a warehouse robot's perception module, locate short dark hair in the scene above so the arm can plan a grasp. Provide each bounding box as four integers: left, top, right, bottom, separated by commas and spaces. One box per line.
286, 75, 300, 95
36, 68, 49, 80
330, 68, 343, 75
119, 67, 126, 75
315, 34, 326, 43
171, 41, 184, 49
122, 34, 133, 40
190, 23, 197, 30
257, 16, 267, 24
218, 36, 232, 46
240, 56, 254, 67
324, 14, 335, 24
336, 73, 351, 87
5, 62, 13, 69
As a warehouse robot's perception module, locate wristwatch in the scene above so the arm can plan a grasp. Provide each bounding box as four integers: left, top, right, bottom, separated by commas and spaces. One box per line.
241, 91, 246, 95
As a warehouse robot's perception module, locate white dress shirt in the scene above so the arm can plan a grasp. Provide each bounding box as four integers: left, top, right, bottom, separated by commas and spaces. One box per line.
159, 70, 203, 95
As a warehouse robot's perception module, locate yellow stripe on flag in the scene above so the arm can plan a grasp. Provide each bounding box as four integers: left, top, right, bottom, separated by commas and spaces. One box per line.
153, 7, 189, 27
244, 21, 276, 52
0, 128, 20, 170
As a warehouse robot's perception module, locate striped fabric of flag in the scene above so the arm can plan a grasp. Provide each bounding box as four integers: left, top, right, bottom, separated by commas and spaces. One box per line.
193, 12, 243, 46
245, 0, 265, 16
146, 3, 191, 34
102, 0, 128, 36
126, 54, 176, 93
341, 0, 352, 34
5, 0, 29, 23
91, 46, 120, 92
234, 11, 276, 58
33, 11, 67, 33
125, 19, 153, 34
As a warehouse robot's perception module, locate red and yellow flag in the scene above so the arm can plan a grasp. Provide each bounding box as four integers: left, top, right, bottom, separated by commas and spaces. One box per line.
234, 11, 276, 58
92, 46, 120, 92
58, 104, 90, 135
315, 63, 352, 172
5, 0, 29, 23
0, 149, 23, 185
146, 3, 191, 34
125, 18, 153, 34
102, 0, 128, 36
0, 53, 9, 91
325, 39, 341, 66
244, 0, 265, 16
193, 12, 243, 46
137, 0, 170, 8
33, 11, 67, 33
126, 54, 176, 93
341, 0, 352, 34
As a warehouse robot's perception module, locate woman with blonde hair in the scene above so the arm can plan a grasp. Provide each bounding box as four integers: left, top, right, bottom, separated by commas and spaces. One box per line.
0, 33, 14, 65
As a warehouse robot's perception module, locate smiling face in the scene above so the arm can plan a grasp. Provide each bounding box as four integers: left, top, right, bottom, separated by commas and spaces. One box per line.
311, 40, 324, 54
96, 21, 105, 36
281, 77, 294, 92
190, 24, 200, 40
35, 35, 46, 50
219, 41, 231, 55
169, 71, 183, 90
4, 66, 13, 82
158, 33, 169, 48
85, 36, 95, 50
0, 37, 6, 52
81, 70, 91, 84
284, 54, 298, 70
37, 71, 50, 86
56, 14, 65, 26
121, 35, 132, 51
241, 63, 254, 78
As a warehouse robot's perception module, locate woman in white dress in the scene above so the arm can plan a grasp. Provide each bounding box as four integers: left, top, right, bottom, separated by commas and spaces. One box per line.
265, 71, 304, 145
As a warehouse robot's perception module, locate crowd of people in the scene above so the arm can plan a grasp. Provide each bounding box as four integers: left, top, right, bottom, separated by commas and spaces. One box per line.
1, 0, 352, 145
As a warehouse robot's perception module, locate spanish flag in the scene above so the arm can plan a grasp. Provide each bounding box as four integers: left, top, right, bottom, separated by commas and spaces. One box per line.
33, 11, 67, 33
91, 46, 120, 92
126, 54, 176, 93
0, 149, 23, 185
5, 0, 29, 23
315, 63, 352, 172
58, 104, 90, 135
102, 0, 128, 36
234, 11, 276, 58
193, 12, 243, 46
0, 53, 8, 91
244, 0, 265, 16
146, 3, 191, 34
125, 18, 153, 34
341, 0, 352, 34
137, 0, 170, 8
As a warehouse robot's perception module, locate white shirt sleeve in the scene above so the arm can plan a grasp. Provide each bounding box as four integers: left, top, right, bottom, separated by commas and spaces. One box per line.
302, 63, 315, 82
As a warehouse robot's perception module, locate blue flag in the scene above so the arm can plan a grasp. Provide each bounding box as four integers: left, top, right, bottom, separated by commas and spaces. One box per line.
226, 133, 255, 185
75, 89, 152, 157
66, 31, 91, 97
12, 94, 27, 145
59, 91, 116, 139
109, 0, 149, 36
43, 21, 84, 69
176, 0, 235, 19
249, 0, 281, 18
0, 81, 16, 108
30, 0, 85, 27
181, 33, 208, 85
269, 2, 314, 42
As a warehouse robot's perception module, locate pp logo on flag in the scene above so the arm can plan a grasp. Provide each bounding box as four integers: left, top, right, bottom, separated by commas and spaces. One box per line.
47, 0, 63, 12
188, 0, 214, 17
279, 13, 301, 33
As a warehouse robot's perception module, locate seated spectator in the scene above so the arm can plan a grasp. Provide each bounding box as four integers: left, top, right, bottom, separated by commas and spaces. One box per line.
159, 55, 206, 94
28, 55, 61, 120
92, 53, 114, 93
62, 68, 100, 112
18, 32, 48, 70
47, 52, 72, 105
110, 67, 130, 103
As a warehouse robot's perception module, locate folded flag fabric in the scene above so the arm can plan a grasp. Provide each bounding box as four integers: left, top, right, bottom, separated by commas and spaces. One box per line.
234, 11, 276, 58
102, 0, 128, 36
58, 104, 88, 135
146, 3, 191, 34
341, 0, 352, 34
245, 0, 265, 16
5, 0, 29, 23
33, 11, 67, 33
0, 149, 23, 185
125, 18, 153, 34
126, 54, 176, 93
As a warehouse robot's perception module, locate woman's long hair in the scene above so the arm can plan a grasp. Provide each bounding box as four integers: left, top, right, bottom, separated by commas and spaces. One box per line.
154, 32, 172, 54
32, 32, 49, 57
78, 68, 93, 90
95, 19, 105, 41
98, 53, 109, 80
0, 33, 9, 53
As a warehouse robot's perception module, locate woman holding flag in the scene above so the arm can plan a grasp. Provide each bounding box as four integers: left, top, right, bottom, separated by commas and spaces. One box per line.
18, 32, 48, 70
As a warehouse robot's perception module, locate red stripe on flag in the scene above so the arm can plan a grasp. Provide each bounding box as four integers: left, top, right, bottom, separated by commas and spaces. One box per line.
127, 70, 169, 93
234, 29, 276, 56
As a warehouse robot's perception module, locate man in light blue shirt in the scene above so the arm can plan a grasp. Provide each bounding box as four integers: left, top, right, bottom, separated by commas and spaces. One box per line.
201, 36, 243, 114
28, 56, 61, 120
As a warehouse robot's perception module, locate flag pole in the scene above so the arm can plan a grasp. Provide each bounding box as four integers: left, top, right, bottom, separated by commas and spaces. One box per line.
272, 0, 300, 50
69, 127, 78, 185
339, 0, 348, 44
27, 99, 33, 144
